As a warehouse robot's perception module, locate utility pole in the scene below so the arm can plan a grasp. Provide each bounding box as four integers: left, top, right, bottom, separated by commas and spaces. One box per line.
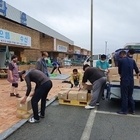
105, 41, 107, 55
90, 0, 93, 67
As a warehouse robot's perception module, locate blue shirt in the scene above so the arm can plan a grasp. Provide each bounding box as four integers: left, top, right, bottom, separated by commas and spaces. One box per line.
118, 57, 139, 81
96, 60, 109, 70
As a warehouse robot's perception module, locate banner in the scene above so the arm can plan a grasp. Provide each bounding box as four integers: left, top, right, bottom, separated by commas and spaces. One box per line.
0, 29, 31, 46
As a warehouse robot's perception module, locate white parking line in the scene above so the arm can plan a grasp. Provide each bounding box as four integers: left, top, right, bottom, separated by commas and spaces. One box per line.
80, 109, 97, 140
80, 108, 140, 140
95, 110, 140, 118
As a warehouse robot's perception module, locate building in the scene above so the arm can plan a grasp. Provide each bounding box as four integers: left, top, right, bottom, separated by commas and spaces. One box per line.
0, 0, 90, 68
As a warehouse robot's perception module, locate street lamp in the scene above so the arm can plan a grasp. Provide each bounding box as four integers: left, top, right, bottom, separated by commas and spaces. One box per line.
90, 0, 93, 67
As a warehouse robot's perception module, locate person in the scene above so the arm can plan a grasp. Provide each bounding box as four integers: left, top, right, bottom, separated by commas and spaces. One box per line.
19, 69, 52, 123
36, 51, 49, 77
51, 60, 61, 74
96, 54, 110, 73
96, 54, 110, 99
114, 48, 135, 67
70, 69, 82, 88
117, 51, 139, 115
7, 55, 21, 98
82, 64, 107, 109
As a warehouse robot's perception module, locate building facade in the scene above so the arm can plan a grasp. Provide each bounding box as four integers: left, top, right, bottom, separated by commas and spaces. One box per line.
0, 0, 90, 67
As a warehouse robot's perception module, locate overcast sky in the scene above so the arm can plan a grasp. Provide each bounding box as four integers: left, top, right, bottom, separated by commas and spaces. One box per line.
5, 0, 140, 54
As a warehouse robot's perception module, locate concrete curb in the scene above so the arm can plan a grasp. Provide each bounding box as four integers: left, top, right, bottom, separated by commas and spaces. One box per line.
0, 95, 58, 140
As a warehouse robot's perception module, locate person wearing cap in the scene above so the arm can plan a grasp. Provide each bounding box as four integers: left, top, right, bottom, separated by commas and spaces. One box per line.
82, 64, 107, 109
20, 69, 52, 123
7, 55, 21, 98
36, 51, 49, 77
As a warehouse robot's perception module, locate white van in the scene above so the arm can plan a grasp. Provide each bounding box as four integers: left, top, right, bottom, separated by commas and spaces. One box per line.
84, 54, 112, 67
83, 54, 101, 67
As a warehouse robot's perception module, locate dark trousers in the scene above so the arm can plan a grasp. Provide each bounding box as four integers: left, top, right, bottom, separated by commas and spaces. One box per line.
31, 80, 52, 120
120, 80, 135, 113
51, 66, 61, 74
71, 80, 79, 88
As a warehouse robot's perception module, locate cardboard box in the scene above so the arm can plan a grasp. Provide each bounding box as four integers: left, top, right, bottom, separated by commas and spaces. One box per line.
68, 91, 78, 100
70, 87, 80, 91
134, 78, 140, 86
107, 75, 120, 82
84, 82, 92, 90
108, 67, 118, 75
58, 90, 69, 100
17, 97, 32, 111
77, 90, 88, 101
61, 88, 71, 91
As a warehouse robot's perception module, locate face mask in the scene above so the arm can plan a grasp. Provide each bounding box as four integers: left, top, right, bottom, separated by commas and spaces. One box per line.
44, 57, 48, 61
13, 60, 17, 63
101, 60, 105, 63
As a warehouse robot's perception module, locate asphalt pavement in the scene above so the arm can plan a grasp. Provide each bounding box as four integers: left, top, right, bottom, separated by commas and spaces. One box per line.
5, 99, 140, 140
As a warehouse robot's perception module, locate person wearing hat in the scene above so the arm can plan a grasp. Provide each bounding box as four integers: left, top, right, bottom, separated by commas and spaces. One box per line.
82, 64, 107, 109
19, 69, 52, 123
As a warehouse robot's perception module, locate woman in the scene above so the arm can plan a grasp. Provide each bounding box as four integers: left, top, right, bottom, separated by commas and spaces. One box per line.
20, 69, 52, 123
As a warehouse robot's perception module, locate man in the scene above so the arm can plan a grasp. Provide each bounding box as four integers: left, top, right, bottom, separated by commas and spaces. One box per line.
114, 48, 135, 67
96, 54, 110, 99
51, 60, 61, 74
82, 64, 107, 109
36, 51, 49, 77
20, 69, 52, 123
70, 69, 82, 88
117, 51, 139, 115
96, 54, 110, 73
7, 55, 21, 98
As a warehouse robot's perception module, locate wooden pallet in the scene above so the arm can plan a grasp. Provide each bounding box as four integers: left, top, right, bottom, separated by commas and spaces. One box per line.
59, 99, 90, 106
59, 94, 91, 107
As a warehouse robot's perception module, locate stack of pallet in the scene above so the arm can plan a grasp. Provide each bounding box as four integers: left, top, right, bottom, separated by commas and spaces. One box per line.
58, 88, 91, 106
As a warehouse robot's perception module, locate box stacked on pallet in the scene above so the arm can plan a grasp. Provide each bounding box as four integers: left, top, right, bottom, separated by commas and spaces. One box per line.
58, 88, 91, 106
16, 97, 33, 119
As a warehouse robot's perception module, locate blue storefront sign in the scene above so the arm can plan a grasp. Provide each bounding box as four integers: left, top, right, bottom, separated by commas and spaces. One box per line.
0, 0, 7, 16
20, 12, 27, 25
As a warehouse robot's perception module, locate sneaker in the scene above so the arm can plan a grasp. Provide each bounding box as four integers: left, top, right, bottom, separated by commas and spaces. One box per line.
96, 102, 100, 106
117, 111, 127, 115
85, 105, 95, 109
38, 112, 45, 118
28, 117, 40, 123
102, 96, 105, 100
128, 110, 135, 115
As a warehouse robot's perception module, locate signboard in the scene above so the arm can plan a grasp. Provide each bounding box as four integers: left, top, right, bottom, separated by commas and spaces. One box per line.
74, 50, 80, 54
20, 12, 27, 25
57, 45, 67, 52
0, 0, 7, 16
0, 29, 31, 46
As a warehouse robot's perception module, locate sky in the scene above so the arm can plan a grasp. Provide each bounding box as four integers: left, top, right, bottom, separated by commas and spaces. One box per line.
4, 0, 140, 54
